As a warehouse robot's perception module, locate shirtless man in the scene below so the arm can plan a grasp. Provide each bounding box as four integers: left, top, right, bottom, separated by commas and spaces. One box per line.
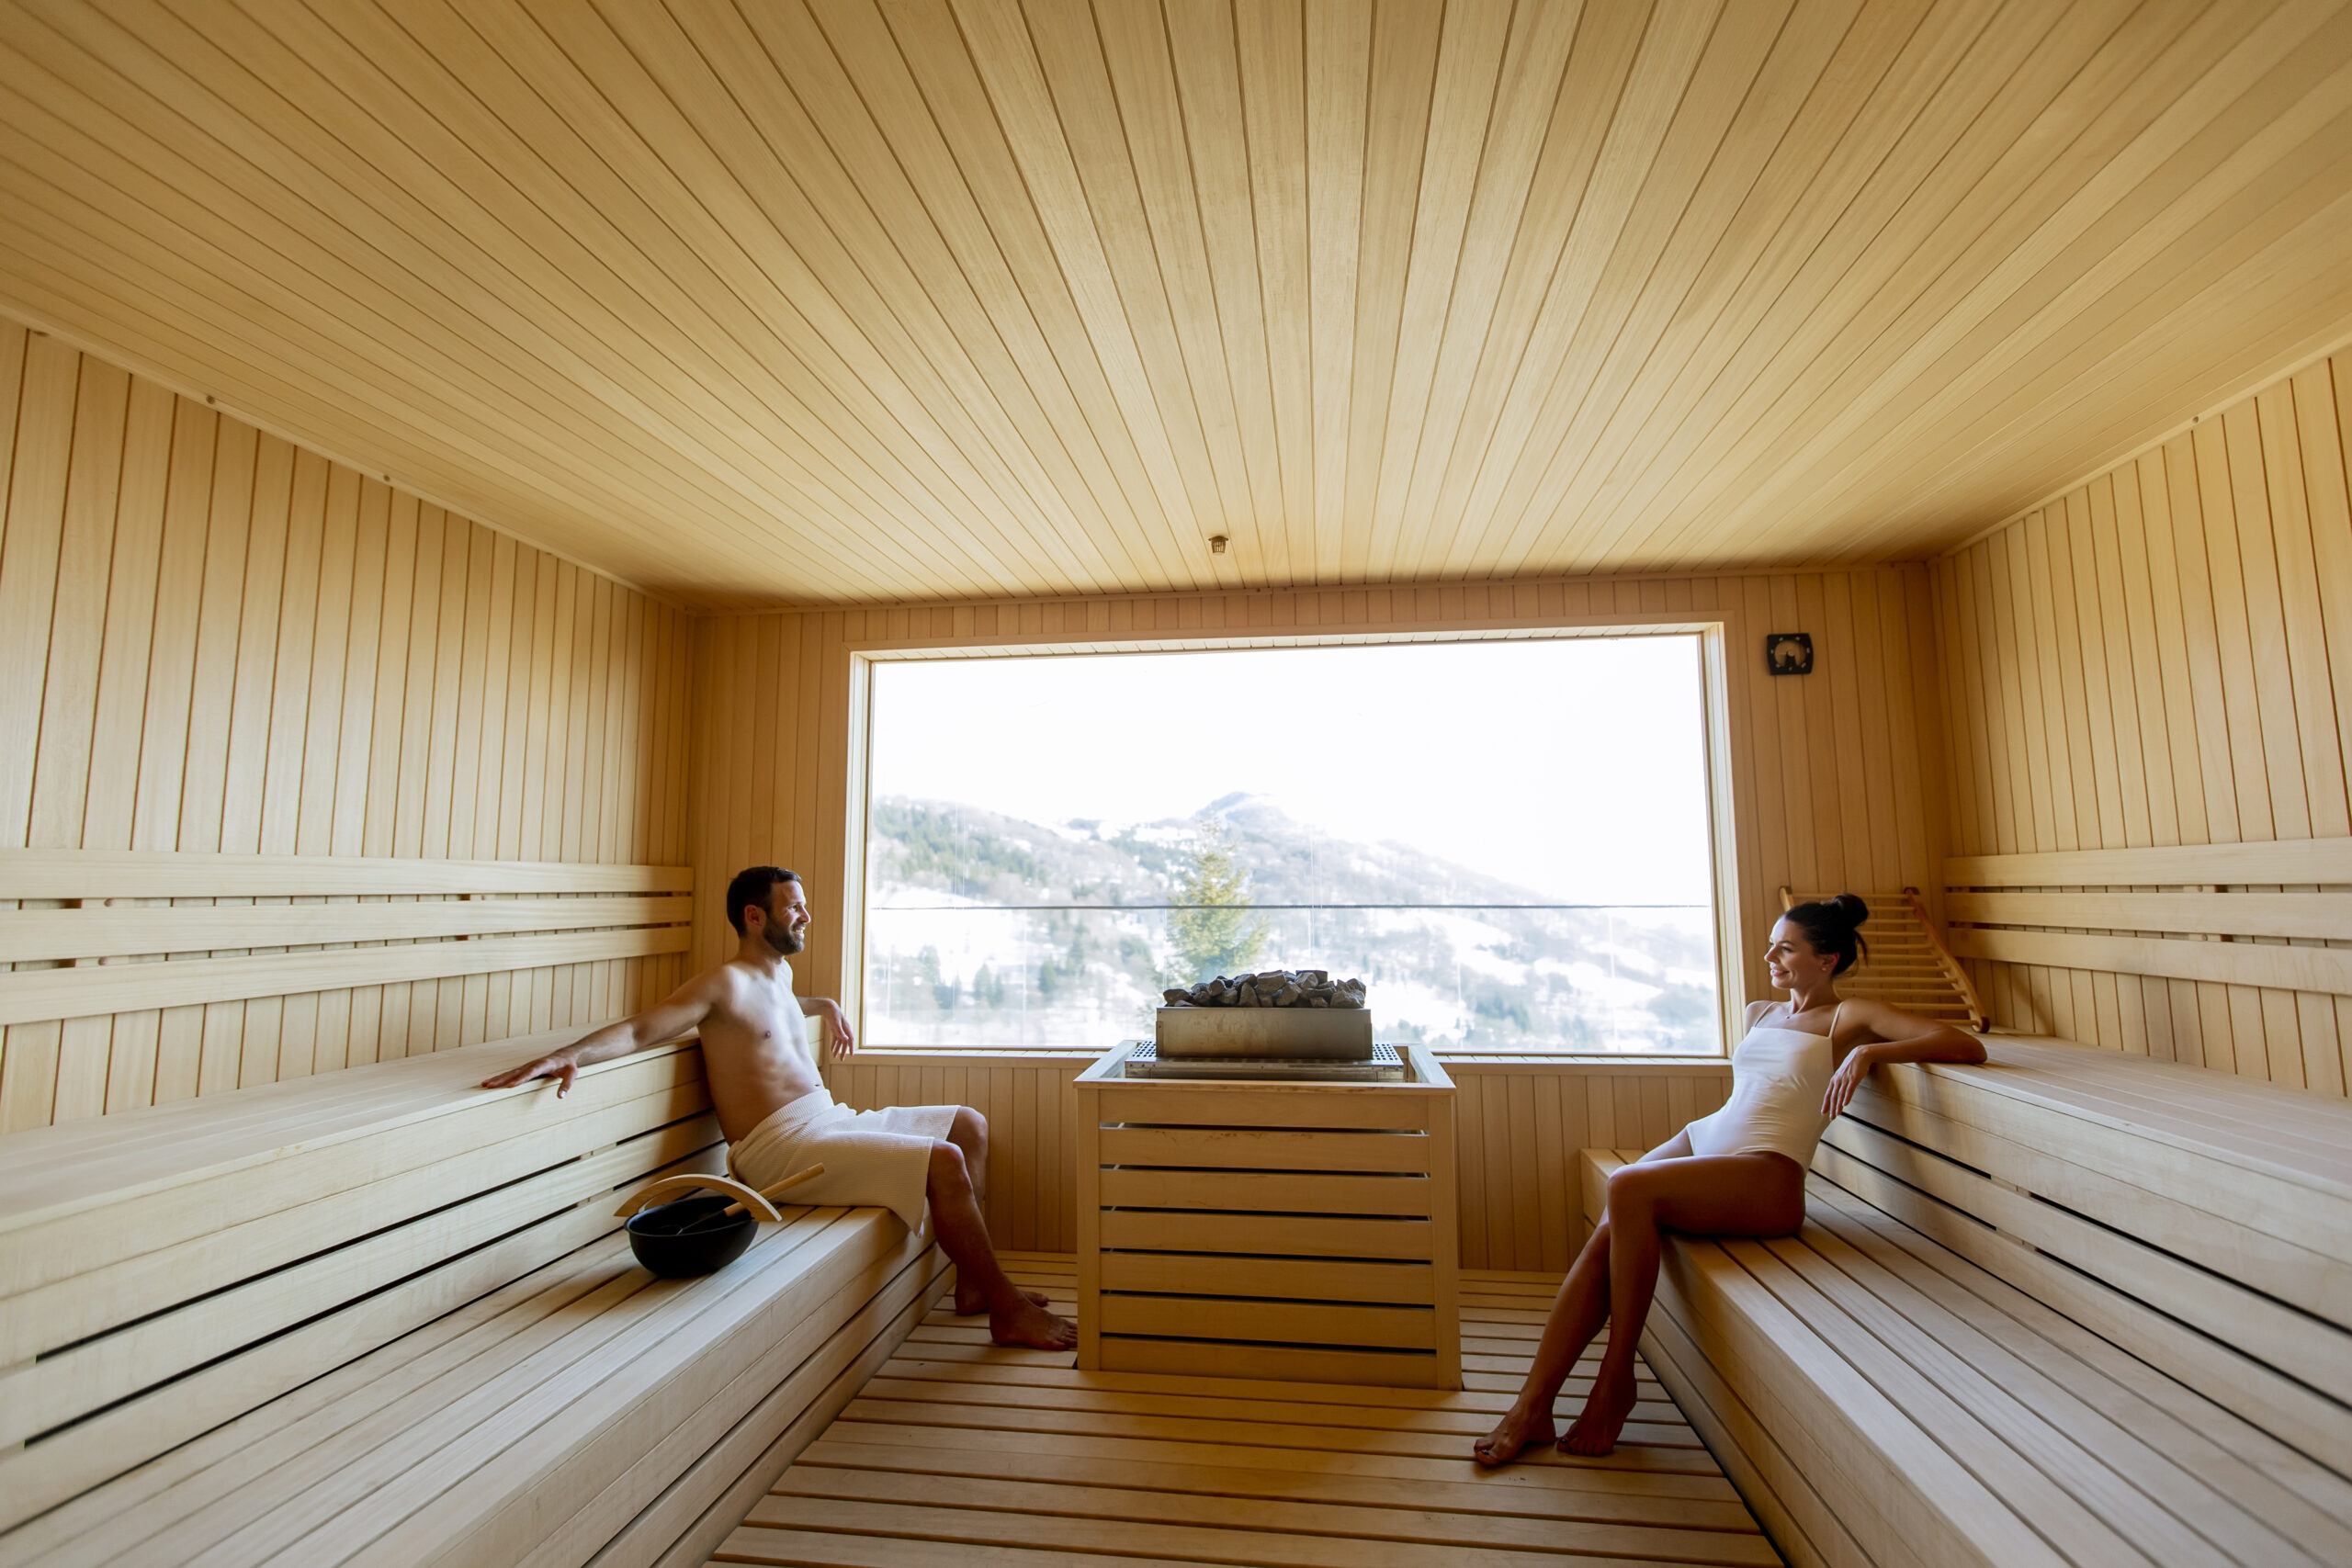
483, 864, 1075, 1350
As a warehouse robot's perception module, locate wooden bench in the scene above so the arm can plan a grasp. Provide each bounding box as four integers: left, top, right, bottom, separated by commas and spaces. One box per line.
1941, 839, 2352, 1081
1579, 1034, 2352, 1568
0, 1031, 948, 1566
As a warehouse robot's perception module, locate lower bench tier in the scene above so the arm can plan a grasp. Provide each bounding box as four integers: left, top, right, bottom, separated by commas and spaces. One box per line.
3, 1203, 950, 1568
1581, 1149, 2352, 1568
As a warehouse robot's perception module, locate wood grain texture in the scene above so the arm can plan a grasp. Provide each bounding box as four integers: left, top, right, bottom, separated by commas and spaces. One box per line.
1594, 1090, 2352, 1568
0, 322, 695, 1132
1617, 1148, 2350, 1568
1073, 1043, 1460, 1388
693, 567, 1948, 1051
825, 1051, 1727, 1272
1781, 886, 1984, 1028
720, 1257, 1781, 1568
1933, 345, 2352, 1097
2, 3, 2349, 608
0, 892, 693, 964
0, 1026, 955, 1566
0, 1032, 714, 1531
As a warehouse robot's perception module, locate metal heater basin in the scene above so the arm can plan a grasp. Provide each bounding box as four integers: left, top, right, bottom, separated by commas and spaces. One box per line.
1153, 1006, 1374, 1059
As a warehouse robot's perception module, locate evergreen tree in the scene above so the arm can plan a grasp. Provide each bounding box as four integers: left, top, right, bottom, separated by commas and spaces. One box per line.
1167, 818, 1270, 981
915, 945, 956, 1010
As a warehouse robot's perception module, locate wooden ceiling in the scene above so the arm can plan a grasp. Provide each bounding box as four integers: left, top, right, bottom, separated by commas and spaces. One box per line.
3, 0, 2351, 609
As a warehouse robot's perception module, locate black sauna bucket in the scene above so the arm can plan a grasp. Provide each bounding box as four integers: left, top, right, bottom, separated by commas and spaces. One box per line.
625, 1193, 758, 1278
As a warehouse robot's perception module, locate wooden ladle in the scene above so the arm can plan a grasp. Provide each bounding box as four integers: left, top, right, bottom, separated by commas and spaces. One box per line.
614, 1163, 826, 1222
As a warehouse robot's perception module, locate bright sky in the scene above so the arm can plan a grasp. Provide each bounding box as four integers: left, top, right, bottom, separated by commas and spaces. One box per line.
867, 636, 1714, 905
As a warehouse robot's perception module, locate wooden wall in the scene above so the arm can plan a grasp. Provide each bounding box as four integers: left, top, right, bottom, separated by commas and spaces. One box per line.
692, 566, 1950, 1024
825, 1052, 1729, 1271
1934, 346, 2352, 1097
1445, 1057, 1732, 1274
0, 320, 695, 1132
708, 570, 1927, 1265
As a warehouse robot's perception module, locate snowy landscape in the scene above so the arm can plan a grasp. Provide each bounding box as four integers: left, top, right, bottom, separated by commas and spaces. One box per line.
864, 792, 1719, 1054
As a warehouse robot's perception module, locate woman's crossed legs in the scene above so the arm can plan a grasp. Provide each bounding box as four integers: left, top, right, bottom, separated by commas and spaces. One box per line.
1474, 1133, 1805, 1463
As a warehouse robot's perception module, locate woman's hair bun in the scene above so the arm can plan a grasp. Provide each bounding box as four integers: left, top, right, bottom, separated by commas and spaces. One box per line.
1783, 893, 1871, 975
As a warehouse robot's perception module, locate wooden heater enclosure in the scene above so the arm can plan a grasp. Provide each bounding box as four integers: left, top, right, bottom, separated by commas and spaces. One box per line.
1073, 1041, 1460, 1389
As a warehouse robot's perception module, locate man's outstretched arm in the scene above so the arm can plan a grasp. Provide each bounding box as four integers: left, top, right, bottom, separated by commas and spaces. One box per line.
481, 972, 721, 1097
797, 995, 855, 1060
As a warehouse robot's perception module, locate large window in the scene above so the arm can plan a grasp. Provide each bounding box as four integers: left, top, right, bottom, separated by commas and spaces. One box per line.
860, 635, 1722, 1054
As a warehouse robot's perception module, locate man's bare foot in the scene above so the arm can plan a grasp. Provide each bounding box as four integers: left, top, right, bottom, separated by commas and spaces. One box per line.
1472, 1402, 1556, 1467
1559, 1364, 1638, 1455
956, 1284, 1051, 1315
989, 1296, 1078, 1350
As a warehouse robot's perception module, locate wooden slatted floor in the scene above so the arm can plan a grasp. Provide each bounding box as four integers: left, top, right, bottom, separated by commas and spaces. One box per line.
708, 1254, 1781, 1566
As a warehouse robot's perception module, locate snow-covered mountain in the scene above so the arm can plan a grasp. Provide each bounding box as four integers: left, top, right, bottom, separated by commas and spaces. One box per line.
864, 794, 1719, 1054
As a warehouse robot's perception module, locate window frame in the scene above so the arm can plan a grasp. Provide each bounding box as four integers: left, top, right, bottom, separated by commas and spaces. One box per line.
842, 615, 1742, 1059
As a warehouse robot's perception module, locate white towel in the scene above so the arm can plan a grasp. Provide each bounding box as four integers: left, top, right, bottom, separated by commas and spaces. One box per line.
726, 1086, 956, 1234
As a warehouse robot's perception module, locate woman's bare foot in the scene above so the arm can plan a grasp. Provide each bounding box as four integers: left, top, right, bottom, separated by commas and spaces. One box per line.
1559, 1364, 1638, 1455
1472, 1402, 1556, 1466
989, 1296, 1079, 1350
956, 1283, 1051, 1315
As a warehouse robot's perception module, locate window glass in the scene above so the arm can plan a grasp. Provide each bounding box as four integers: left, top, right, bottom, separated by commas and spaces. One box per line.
863, 637, 1718, 1054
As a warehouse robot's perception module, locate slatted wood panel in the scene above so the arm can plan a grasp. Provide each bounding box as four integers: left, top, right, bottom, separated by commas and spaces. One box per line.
1075, 1043, 1460, 1389
1589, 1145, 2352, 1568
0, 1032, 718, 1533
714, 1254, 1781, 1568
823, 1053, 1090, 1258
0, 1029, 956, 1567
5, 3, 2351, 608
0, 321, 695, 1133
1593, 1038, 2352, 1564
1447, 1058, 1732, 1277
0, 857, 691, 1029
1821, 1037, 2352, 1461
693, 567, 1948, 1053
1780, 887, 1984, 1028
826, 1052, 1729, 1273
5, 1216, 948, 1568
1932, 345, 2352, 1096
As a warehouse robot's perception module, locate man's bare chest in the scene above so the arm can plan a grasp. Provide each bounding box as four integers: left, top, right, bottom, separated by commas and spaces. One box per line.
707, 987, 812, 1069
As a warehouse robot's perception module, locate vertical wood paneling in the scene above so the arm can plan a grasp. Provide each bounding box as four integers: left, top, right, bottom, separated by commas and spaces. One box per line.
0, 321, 694, 1131
827, 1053, 1728, 1269
691, 565, 1945, 1029
704, 567, 1933, 1264
1937, 346, 2352, 1097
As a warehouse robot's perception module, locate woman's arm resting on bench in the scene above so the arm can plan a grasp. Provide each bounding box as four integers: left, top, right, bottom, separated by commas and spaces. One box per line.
1822, 998, 1987, 1118
481, 972, 724, 1096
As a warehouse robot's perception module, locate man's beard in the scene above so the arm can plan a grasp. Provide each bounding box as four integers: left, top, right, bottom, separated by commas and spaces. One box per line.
763, 922, 807, 955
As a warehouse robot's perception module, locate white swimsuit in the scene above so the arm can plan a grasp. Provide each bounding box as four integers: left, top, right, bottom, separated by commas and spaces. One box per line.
1682, 1005, 1841, 1166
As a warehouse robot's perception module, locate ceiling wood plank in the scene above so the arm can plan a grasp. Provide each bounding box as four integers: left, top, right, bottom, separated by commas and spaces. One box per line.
1626, 0, 2298, 568
1437, 0, 1725, 577
1537, 0, 2071, 574
1668, 0, 2352, 567
831, 0, 1204, 589
1302, 0, 1369, 583
1390, 0, 1589, 577
1231, 0, 1315, 582
697, 0, 1170, 585
0, 0, 2344, 605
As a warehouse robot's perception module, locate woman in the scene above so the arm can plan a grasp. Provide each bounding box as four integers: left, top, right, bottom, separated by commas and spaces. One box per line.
1474, 894, 1985, 1462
